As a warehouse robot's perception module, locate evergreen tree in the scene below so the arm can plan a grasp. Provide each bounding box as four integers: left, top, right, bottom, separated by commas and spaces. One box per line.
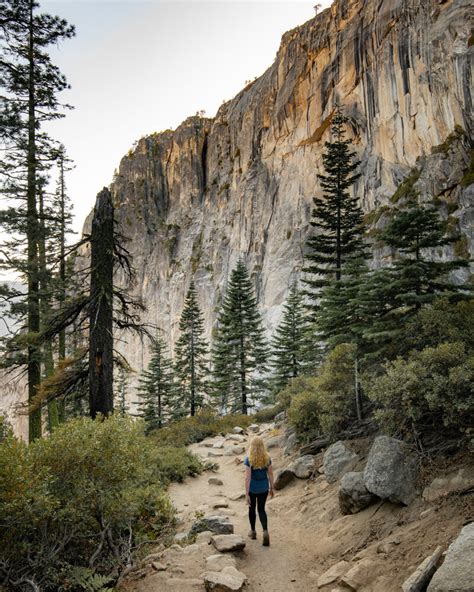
304, 111, 366, 312
0, 0, 75, 441
211, 259, 268, 414
174, 281, 209, 417
270, 283, 312, 393
115, 365, 130, 416
137, 335, 174, 430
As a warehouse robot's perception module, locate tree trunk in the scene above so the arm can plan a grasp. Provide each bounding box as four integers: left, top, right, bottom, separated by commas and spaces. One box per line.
89, 188, 114, 418
27, 2, 41, 441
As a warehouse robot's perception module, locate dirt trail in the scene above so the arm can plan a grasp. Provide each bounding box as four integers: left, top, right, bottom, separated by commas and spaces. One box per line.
124, 425, 473, 592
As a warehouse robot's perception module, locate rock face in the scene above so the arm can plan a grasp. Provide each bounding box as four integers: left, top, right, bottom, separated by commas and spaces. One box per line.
338, 471, 377, 514
427, 522, 474, 592
364, 436, 418, 505
323, 441, 358, 483
72, 0, 472, 412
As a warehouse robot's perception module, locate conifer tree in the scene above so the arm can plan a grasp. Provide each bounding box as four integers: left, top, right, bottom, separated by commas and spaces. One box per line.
137, 335, 174, 431
211, 259, 268, 414
174, 282, 209, 417
0, 0, 75, 441
304, 111, 365, 311
270, 283, 312, 393
115, 365, 130, 416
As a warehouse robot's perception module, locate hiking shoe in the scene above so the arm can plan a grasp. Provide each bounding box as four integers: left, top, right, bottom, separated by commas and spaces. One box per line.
248, 530, 257, 539
262, 530, 270, 546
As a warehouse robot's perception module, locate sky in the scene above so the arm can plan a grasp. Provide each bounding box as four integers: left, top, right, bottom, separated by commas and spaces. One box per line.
42, 0, 333, 235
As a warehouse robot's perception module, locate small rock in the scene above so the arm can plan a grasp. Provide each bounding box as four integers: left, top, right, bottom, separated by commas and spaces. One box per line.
170, 565, 186, 574
223, 445, 245, 456
211, 534, 246, 553
213, 441, 225, 449
182, 543, 200, 555
323, 441, 358, 484
232, 427, 244, 434
363, 435, 418, 505
229, 492, 245, 501
338, 471, 377, 514
204, 566, 247, 591
340, 558, 384, 591
196, 531, 214, 543
274, 468, 296, 490
422, 466, 474, 502
427, 522, 474, 592
289, 455, 316, 479
266, 435, 282, 449
247, 424, 259, 433
208, 450, 224, 458
402, 546, 443, 592
317, 560, 350, 588
190, 515, 234, 536
205, 554, 237, 572
213, 499, 229, 509
151, 561, 167, 571
173, 532, 188, 543
209, 477, 224, 486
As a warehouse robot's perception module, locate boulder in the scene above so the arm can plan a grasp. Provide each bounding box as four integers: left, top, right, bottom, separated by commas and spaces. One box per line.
208, 477, 224, 486
226, 434, 246, 443
317, 560, 350, 587
283, 433, 299, 455
208, 450, 224, 458
232, 427, 244, 434
190, 515, 234, 536
402, 546, 443, 592
265, 435, 283, 449
212, 499, 229, 509
274, 468, 296, 490
211, 534, 246, 553
213, 441, 225, 449
196, 531, 214, 543
223, 445, 245, 456
323, 441, 358, 484
205, 554, 237, 572
338, 471, 377, 514
204, 566, 247, 591
427, 522, 474, 592
363, 435, 418, 505
229, 492, 245, 501
289, 455, 316, 479
173, 532, 188, 543
151, 561, 167, 571
422, 466, 474, 502
247, 424, 259, 433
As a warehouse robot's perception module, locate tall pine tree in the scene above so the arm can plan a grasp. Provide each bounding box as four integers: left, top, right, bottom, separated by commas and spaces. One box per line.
0, 0, 75, 441
270, 283, 312, 393
137, 335, 175, 431
211, 259, 268, 414
174, 281, 209, 417
304, 111, 365, 312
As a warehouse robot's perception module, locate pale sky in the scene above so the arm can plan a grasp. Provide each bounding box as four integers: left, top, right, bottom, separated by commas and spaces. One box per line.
42, 0, 333, 235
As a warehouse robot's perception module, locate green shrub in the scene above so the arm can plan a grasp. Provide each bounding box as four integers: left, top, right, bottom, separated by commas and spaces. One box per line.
0, 415, 202, 591
253, 403, 285, 423
150, 410, 252, 447
364, 342, 474, 440
277, 376, 319, 410
288, 389, 322, 443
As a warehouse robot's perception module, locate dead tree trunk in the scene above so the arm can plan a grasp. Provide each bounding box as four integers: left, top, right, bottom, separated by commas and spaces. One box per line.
89, 188, 114, 418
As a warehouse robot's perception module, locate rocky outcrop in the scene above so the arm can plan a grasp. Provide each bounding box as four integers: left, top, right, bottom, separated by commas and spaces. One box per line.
364, 435, 418, 505
76, 0, 472, 408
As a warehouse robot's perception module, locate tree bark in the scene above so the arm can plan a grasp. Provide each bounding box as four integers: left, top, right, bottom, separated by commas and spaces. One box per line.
89, 188, 114, 418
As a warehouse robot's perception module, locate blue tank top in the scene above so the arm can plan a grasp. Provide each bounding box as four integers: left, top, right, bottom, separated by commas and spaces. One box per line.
244, 456, 271, 494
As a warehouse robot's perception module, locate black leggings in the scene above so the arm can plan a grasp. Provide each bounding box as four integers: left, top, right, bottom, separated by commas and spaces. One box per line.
249, 491, 268, 531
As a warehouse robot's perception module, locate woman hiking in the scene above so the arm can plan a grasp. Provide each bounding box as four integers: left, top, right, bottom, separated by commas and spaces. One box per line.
244, 436, 275, 546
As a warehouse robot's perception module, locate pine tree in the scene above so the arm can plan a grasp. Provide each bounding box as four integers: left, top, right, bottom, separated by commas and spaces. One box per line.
115, 365, 130, 416
304, 111, 366, 312
270, 283, 312, 393
174, 281, 209, 417
0, 0, 75, 441
137, 335, 174, 431
211, 259, 268, 414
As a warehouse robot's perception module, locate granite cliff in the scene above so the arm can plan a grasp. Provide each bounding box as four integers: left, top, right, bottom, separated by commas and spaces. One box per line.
97, 0, 472, 384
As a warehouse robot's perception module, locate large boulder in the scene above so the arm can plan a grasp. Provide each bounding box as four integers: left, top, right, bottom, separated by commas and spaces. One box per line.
338, 471, 378, 514
363, 436, 418, 505
211, 534, 246, 553
265, 435, 282, 449
289, 455, 316, 479
427, 522, 474, 592
323, 441, 358, 483
204, 566, 247, 591
274, 468, 296, 490
190, 515, 234, 536
283, 433, 299, 455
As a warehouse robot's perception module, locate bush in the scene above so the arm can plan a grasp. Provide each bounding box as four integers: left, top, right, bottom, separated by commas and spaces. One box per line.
150, 410, 252, 447
286, 345, 357, 441
253, 402, 285, 423
0, 415, 203, 591
364, 342, 474, 441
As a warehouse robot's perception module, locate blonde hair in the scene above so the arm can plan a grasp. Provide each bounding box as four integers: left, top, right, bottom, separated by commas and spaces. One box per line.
248, 436, 270, 469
